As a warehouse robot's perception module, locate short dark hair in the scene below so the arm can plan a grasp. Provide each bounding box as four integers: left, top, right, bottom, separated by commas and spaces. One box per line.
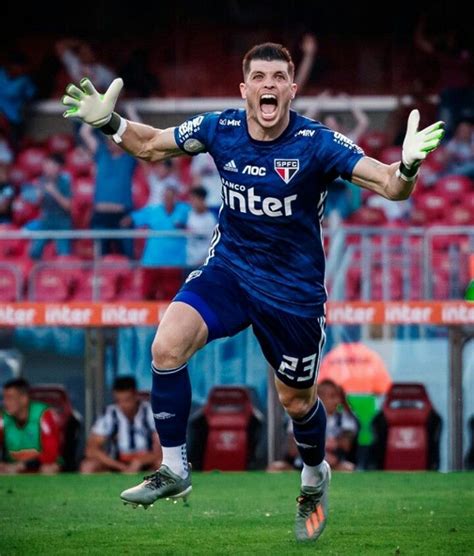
190, 186, 207, 200
242, 42, 295, 79
113, 375, 137, 392
3, 378, 30, 395
47, 153, 65, 166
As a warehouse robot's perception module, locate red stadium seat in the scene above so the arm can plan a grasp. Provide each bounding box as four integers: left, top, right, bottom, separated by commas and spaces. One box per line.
434, 175, 473, 205
28, 384, 81, 471
443, 205, 473, 226
116, 267, 145, 301
30, 266, 73, 301
65, 147, 94, 177
0, 224, 25, 257
357, 130, 388, 159
46, 134, 75, 154
379, 146, 402, 165
413, 193, 445, 222
71, 176, 94, 228
71, 267, 121, 301
347, 206, 387, 226
16, 147, 47, 180
11, 197, 40, 227
381, 383, 440, 471
0, 264, 22, 301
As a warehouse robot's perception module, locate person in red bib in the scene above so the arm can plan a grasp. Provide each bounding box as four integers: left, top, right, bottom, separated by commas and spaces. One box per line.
0, 378, 60, 474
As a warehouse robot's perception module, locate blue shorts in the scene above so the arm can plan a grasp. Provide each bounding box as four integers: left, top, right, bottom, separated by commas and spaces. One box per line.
174, 263, 326, 389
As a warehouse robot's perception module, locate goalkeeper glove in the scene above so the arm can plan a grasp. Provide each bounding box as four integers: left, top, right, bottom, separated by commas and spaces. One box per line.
62, 77, 123, 128
398, 109, 444, 181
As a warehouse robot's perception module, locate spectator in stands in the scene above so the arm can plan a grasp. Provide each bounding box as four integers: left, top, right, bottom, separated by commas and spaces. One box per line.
443, 118, 474, 178
318, 380, 358, 471
144, 159, 182, 206
119, 47, 161, 98
0, 378, 60, 474
28, 153, 72, 259
0, 51, 36, 148
120, 184, 190, 299
56, 39, 116, 92
414, 15, 473, 139
294, 33, 319, 93
189, 153, 222, 216
0, 164, 15, 225
186, 186, 217, 268
80, 376, 161, 473
80, 124, 136, 257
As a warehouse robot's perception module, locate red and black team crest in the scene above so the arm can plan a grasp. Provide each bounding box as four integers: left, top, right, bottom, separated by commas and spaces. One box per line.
274, 159, 299, 184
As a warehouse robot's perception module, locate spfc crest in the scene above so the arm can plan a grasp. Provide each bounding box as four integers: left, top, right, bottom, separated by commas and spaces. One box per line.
274, 159, 299, 184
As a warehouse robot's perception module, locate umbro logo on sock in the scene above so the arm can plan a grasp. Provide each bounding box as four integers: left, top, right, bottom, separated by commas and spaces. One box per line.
153, 412, 176, 420
223, 159, 238, 172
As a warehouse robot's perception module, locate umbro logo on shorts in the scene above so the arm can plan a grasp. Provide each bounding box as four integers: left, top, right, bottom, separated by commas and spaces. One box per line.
153, 412, 176, 420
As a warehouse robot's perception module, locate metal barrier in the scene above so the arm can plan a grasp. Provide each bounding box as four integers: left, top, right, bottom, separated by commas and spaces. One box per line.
1, 225, 473, 301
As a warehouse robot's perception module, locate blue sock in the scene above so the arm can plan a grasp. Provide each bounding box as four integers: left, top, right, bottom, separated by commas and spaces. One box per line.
292, 399, 326, 466
151, 363, 191, 448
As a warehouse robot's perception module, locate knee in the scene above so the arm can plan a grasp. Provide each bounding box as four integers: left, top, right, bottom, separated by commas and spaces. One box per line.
279, 393, 316, 420
151, 336, 187, 370
80, 459, 98, 474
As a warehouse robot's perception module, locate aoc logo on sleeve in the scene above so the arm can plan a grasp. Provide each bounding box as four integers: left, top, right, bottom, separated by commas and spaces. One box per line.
274, 159, 299, 184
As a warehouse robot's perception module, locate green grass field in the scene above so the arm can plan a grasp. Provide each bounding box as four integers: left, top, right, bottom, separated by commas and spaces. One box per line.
0, 471, 473, 555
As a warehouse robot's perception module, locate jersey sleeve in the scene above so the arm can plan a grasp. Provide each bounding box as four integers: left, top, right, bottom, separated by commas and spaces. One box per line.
39, 409, 61, 464
91, 409, 113, 437
315, 127, 365, 182
174, 112, 220, 156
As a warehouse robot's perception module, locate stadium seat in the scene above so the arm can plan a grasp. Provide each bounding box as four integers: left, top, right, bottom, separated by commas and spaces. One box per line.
28, 384, 82, 471
65, 147, 94, 178
46, 134, 75, 154
346, 206, 387, 226
435, 175, 473, 205
357, 130, 388, 159
0, 264, 22, 301
202, 386, 261, 471
443, 205, 473, 226
116, 267, 145, 301
373, 383, 441, 471
71, 267, 121, 301
16, 146, 47, 180
11, 196, 40, 227
413, 193, 445, 222
29, 265, 75, 302
0, 224, 25, 257
378, 146, 402, 165
71, 176, 94, 228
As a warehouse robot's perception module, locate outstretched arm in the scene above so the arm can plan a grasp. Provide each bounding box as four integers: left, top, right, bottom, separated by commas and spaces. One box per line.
62, 78, 183, 163
351, 109, 444, 200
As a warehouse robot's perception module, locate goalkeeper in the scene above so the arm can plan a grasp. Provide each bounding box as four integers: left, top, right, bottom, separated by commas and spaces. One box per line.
61, 42, 444, 543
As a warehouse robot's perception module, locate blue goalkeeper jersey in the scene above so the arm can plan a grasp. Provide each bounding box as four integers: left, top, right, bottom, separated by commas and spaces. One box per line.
174, 109, 364, 317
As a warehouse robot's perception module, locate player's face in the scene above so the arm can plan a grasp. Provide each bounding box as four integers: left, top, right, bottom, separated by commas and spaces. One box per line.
3, 388, 28, 417
240, 60, 296, 132
114, 390, 139, 417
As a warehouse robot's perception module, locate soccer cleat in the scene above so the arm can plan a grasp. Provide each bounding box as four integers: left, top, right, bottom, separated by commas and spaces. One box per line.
294, 460, 331, 542
120, 464, 192, 508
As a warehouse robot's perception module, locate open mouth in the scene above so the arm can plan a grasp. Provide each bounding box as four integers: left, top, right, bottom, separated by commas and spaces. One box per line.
259, 94, 278, 120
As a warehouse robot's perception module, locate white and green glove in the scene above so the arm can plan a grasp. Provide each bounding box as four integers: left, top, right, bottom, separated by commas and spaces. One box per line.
398, 109, 445, 181
62, 77, 123, 127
